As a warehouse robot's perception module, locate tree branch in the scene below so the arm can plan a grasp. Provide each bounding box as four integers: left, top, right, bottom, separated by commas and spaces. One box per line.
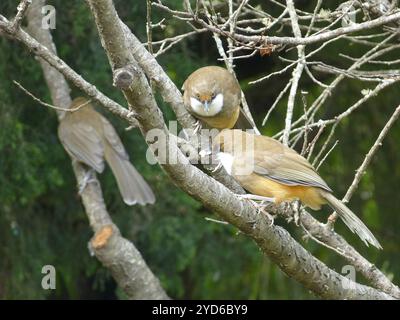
154, 2, 400, 47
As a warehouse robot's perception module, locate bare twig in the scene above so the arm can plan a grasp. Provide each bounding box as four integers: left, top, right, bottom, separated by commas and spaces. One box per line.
282, 0, 306, 146
316, 139, 339, 170
328, 104, 400, 222
13, 80, 90, 112
10, 0, 31, 32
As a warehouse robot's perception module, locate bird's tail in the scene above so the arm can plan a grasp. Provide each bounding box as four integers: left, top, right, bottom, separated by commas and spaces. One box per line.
105, 146, 155, 206
320, 190, 382, 249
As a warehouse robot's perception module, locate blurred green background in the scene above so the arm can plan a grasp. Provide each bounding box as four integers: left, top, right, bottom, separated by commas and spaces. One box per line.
0, 0, 398, 299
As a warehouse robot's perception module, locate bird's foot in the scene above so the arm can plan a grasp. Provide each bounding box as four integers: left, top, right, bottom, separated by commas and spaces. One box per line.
211, 161, 223, 173
127, 107, 136, 118
254, 200, 276, 226
293, 207, 300, 226
78, 169, 97, 195
291, 201, 302, 226
282, 201, 301, 226
238, 194, 276, 226
193, 120, 202, 135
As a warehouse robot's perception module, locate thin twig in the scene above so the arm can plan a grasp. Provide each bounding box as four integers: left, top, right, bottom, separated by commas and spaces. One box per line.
283, 0, 306, 146
316, 140, 339, 170
329, 104, 400, 223
344, 104, 400, 203
205, 217, 229, 225
13, 80, 90, 112
146, 0, 154, 55
10, 0, 31, 32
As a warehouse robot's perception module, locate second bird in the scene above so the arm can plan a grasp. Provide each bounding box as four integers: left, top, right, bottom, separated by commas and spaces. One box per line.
58, 97, 155, 206
182, 66, 253, 130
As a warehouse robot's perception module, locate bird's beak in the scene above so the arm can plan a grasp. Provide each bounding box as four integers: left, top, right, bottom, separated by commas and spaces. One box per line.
203, 101, 209, 113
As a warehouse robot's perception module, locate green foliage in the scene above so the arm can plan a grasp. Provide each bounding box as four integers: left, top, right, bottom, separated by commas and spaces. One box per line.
0, 0, 399, 300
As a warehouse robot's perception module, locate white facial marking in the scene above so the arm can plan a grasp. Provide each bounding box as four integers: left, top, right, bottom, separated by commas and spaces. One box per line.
190, 93, 224, 117
190, 97, 203, 113
216, 152, 234, 175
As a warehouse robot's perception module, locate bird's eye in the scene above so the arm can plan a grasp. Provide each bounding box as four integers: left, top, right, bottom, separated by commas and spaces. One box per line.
211, 92, 216, 99
196, 93, 200, 99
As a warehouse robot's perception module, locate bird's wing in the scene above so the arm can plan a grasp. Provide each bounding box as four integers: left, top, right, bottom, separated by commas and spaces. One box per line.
58, 119, 105, 173
99, 115, 129, 161
251, 138, 332, 192
233, 108, 257, 131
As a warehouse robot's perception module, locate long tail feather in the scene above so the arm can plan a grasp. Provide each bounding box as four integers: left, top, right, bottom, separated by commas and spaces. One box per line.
320, 191, 382, 249
105, 146, 155, 206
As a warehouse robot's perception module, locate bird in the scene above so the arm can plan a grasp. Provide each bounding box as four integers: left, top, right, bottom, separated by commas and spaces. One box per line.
212, 129, 382, 249
182, 66, 255, 131
58, 97, 155, 206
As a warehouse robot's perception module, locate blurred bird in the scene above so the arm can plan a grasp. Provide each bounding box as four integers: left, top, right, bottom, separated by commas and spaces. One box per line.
58, 97, 155, 206
213, 129, 382, 249
182, 66, 254, 130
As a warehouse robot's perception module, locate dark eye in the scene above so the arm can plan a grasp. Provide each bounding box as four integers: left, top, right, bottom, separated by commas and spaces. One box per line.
196, 93, 200, 99
211, 92, 216, 99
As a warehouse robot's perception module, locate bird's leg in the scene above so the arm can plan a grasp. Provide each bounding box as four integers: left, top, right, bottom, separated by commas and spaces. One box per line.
258, 200, 277, 225
181, 120, 203, 146
326, 212, 339, 230
78, 168, 98, 194
237, 194, 275, 203
238, 194, 276, 225
193, 120, 202, 135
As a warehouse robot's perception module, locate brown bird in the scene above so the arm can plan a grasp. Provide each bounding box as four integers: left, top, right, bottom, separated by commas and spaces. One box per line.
213, 129, 382, 249
58, 97, 155, 206
182, 66, 254, 130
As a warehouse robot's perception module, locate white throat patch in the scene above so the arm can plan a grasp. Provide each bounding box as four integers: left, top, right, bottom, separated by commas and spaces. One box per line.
190, 93, 223, 117
216, 152, 234, 175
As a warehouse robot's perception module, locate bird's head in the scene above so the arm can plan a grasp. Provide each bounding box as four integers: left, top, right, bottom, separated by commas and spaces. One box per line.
182, 66, 232, 117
